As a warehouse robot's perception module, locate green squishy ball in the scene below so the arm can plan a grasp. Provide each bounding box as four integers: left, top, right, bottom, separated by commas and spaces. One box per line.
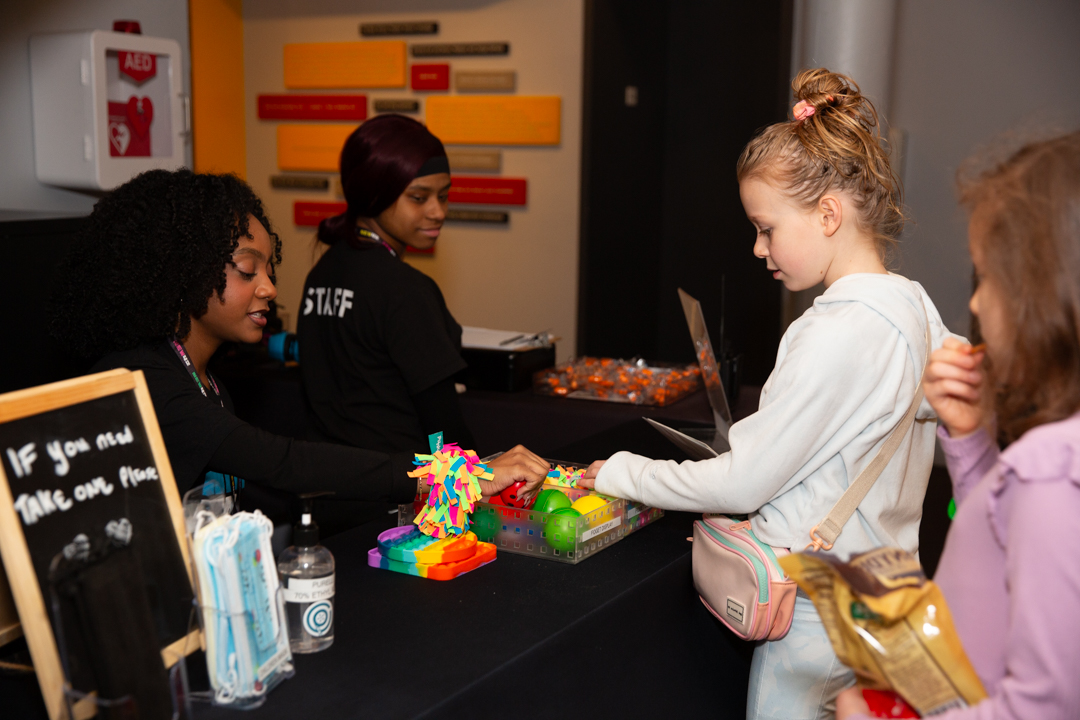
533, 488, 572, 514
468, 507, 501, 541
544, 507, 581, 552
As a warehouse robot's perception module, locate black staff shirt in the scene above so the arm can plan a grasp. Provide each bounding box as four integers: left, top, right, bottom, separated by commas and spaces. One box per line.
298, 240, 467, 455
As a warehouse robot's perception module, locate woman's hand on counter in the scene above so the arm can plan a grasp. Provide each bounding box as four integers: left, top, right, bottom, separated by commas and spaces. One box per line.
577, 460, 606, 490
482, 445, 550, 500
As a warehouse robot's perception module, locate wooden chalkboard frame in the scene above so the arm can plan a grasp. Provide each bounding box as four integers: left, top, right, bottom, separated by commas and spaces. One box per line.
0, 369, 200, 720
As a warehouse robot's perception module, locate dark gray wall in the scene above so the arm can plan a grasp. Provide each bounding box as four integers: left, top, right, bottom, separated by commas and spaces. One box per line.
579, 0, 791, 385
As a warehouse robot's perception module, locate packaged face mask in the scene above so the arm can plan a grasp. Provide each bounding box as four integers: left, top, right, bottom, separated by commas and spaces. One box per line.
192, 510, 292, 703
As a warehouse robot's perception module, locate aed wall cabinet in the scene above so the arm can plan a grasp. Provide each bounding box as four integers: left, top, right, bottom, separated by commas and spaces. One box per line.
29, 31, 187, 191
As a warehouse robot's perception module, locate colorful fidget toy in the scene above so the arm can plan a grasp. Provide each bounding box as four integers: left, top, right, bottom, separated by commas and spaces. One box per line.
377, 526, 478, 564
546, 465, 585, 488
368, 526, 495, 581
367, 543, 496, 581
408, 443, 493, 538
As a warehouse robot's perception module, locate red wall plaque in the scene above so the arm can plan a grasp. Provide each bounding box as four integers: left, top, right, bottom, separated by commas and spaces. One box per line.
410, 64, 450, 91
292, 201, 434, 255
258, 95, 368, 121
118, 50, 156, 83
448, 176, 527, 206
294, 201, 346, 226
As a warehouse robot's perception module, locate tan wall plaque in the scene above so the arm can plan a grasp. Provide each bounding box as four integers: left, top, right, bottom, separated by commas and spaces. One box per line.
284, 41, 406, 89
412, 42, 509, 57
427, 96, 561, 145
271, 175, 330, 191
373, 98, 420, 113
446, 150, 502, 172
447, 209, 509, 223
455, 70, 516, 92
360, 21, 437, 36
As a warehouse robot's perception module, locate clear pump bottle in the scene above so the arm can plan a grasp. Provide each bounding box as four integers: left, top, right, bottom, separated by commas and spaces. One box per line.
277, 503, 334, 653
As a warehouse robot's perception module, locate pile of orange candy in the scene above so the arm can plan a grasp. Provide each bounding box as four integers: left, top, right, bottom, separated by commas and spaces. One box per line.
534, 357, 702, 406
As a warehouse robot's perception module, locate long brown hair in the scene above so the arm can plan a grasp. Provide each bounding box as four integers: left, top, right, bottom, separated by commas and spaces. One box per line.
960, 131, 1080, 443
737, 68, 903, 259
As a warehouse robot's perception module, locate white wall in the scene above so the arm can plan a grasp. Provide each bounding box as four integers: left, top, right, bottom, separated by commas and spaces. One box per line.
889, 0, 1080, 336
0, 0, 192, 213
242, 0, 584, 360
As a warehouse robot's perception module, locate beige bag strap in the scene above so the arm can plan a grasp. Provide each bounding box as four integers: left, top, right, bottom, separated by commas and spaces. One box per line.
807, 296, 932, 552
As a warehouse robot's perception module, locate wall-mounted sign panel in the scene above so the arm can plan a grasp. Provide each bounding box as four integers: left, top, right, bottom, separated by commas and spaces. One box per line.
258, 95, 367, 121
271, 175, 330, 190
294, 201, 346, 226
277, 124, 358, 171
412, 43, 509, 57
284, 42, 406, 89
449, 176, 527, 205
455, 71, 516, 92
411, 64, 450, 91
360, 22, 438, 36
427, 97, 560, 145
447, 209, 509, 223
373, 99, 420, 113
294, 201, 435, 254
446, 150, 501, 171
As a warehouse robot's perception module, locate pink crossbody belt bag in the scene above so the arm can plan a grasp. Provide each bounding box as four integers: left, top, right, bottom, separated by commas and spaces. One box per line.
692, 302, 931, 641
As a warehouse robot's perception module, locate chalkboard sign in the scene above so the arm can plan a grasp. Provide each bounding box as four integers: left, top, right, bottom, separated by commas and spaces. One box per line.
0, 369, 198, 720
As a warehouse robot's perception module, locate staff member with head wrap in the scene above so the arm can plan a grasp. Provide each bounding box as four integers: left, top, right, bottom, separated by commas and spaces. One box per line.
299, 115, 480, 456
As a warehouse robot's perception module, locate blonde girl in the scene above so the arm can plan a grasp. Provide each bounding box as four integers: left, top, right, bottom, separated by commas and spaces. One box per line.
580, 69, 960, 719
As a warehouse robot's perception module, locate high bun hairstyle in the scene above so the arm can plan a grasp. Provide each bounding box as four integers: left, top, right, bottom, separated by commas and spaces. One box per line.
317, 114, 448, 246
737, 68, 903, 258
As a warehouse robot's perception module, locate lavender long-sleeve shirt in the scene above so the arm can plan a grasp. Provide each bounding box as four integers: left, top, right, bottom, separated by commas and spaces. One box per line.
856, 414, 1080, 719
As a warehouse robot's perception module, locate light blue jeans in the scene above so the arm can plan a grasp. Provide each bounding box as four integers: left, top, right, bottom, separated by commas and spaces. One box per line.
746, 594, 855, 720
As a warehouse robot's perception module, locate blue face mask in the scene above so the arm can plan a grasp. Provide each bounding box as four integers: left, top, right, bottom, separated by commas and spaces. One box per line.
193, 510, 291, 702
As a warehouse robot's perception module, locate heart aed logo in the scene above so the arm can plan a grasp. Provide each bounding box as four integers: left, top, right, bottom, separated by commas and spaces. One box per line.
109, 122, 130, 155
126, 96, 153, 137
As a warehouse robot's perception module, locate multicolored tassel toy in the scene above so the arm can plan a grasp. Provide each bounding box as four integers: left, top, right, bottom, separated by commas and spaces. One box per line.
408, 443, 493, 538
546, 464, 586, 489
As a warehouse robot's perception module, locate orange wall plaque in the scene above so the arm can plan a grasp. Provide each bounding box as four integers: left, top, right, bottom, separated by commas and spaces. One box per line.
277, 124, 359, 171
284, 41, 406, 89
426, 96, 561, 146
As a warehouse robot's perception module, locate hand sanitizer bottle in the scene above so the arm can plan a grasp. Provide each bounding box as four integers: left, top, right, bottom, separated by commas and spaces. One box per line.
277, 502, 334, 653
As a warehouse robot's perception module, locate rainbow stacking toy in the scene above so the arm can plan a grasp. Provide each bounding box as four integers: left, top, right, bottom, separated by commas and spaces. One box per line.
368, 525, 496, 581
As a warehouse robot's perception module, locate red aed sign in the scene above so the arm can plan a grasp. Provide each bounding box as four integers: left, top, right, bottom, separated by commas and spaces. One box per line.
118, 50, 157, 83
258, 95, 368, 121
448, 177, 527, 206
411, 64, 450, 91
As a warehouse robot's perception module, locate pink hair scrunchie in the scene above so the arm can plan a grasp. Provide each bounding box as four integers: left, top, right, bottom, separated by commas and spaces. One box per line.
793, 100, 815, 122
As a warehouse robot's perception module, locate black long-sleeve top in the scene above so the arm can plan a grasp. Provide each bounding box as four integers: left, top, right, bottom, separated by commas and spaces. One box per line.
92, 341, 418, 502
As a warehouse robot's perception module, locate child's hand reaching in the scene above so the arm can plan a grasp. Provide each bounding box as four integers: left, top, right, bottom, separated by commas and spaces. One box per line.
576, 460, 606, 490
835, 687, 869, 719
923, 336, 985, 439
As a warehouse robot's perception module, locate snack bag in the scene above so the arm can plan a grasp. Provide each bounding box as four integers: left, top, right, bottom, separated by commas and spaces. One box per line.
779, 547, 986, 717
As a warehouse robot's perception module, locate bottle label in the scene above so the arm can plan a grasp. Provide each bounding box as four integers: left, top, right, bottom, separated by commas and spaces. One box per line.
283, 574, 335, 603
303, 600, 333, 637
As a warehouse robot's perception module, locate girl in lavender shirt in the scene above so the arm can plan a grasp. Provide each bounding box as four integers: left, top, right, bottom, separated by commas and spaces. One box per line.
838, 132, 1080, 719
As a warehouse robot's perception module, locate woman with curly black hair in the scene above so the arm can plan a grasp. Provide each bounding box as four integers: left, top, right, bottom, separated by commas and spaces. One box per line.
50, 169, 547, 509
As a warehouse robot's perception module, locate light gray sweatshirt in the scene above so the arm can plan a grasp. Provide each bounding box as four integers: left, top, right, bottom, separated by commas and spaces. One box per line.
595, 273, 960, 559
